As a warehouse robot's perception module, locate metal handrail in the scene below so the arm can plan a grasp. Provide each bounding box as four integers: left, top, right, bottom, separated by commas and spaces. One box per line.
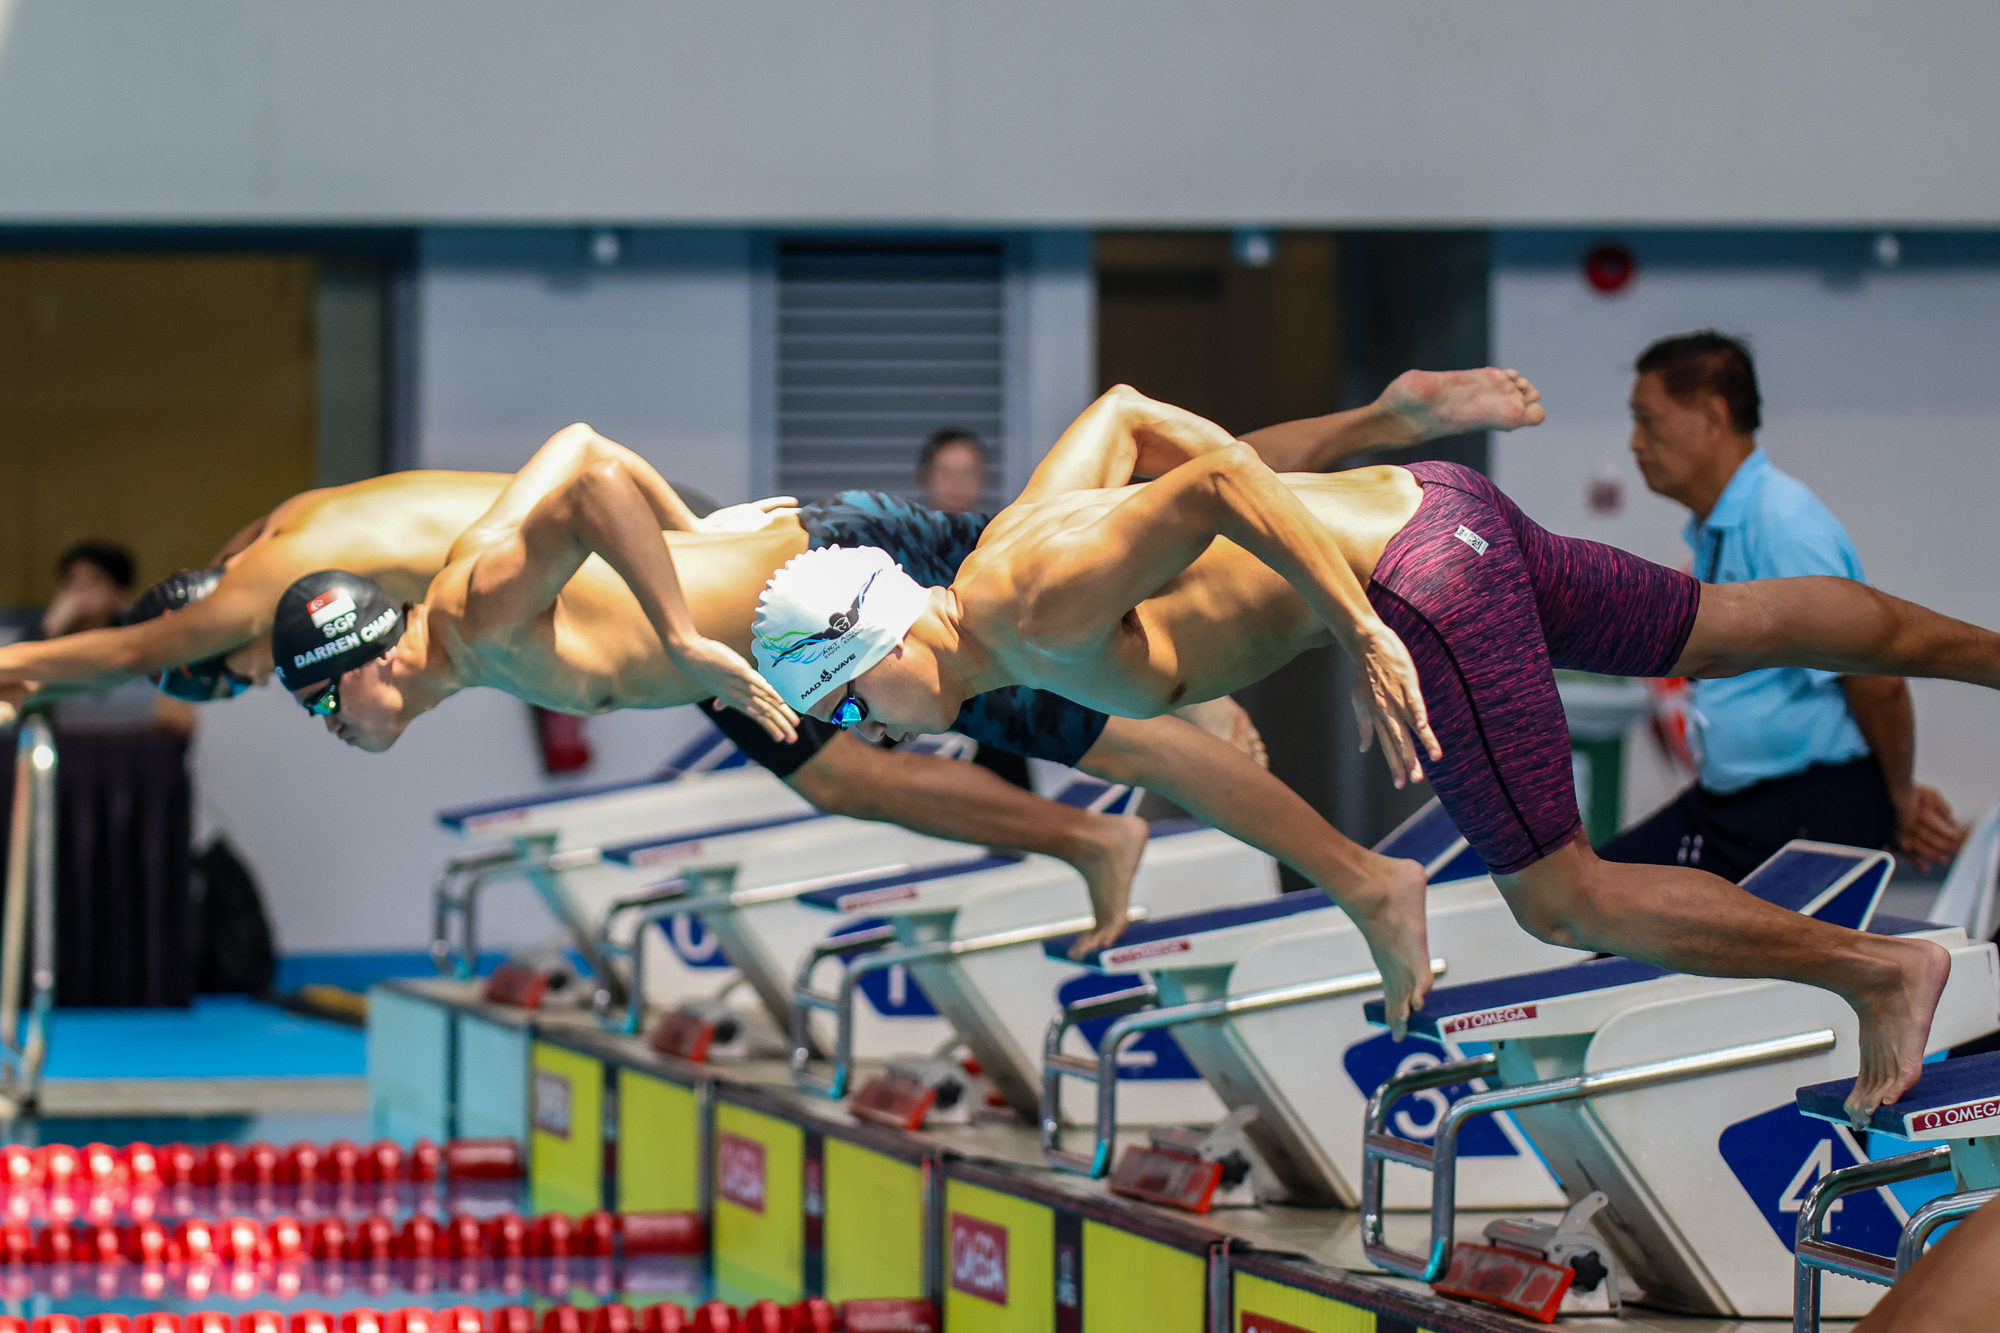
425, 832, 631, 1006
1362, 1027, 1838, 1282
0, 718, 57, 1107
789, 905, 1154, 1101
788, 924, 903, 1096
1791, 1143, 1954, 1333
588, 878, 695, 1030
1040, 959, 1445, 1178
1897, 1185, 2000, 1275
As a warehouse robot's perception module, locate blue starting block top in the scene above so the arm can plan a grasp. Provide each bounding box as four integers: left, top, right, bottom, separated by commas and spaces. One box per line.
1365, 956, 1670, 1037
1798, 1050, 2000, 1138
1868, 914, 1947, 937
795, 853, 1025, 912
1374, 799, 1487, 883
1045, 888, 1334, 966
600, 810, 824, 865
1736, 842, 1889, 930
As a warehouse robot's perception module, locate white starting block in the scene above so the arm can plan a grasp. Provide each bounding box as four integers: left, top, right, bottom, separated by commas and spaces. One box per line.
428, 723, 975, 1018
1035, 799, 1583, 1198
1358, 840, 2000, 1318
430, 726, 810, 993
588, 795, 1014, 1055
787, 808, 1279, 1126
1792, 1048, 2000, 1332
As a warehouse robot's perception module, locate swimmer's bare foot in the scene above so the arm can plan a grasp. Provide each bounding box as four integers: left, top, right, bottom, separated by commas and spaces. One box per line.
1844, 935, 1951, 1127
1379, 368, 1546, 444
1068, 812, 1151, 959
1341, 854, 1433, 1038
1172, 695, 1268, 768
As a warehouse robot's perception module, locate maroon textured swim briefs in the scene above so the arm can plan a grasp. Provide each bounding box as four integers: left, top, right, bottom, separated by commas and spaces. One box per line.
1366, 461, 1701, 874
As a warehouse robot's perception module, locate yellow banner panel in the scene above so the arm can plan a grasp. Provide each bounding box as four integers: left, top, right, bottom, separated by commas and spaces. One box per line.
940, 1180, 1053, 1333
1081, 1220, 1206, 1333
1233, 1272, 1401, 1333
617, 1070, 700, 1213
711, 1103, 805, 1303
823, 1139, 925, 1304
528, 1041, 603, 1216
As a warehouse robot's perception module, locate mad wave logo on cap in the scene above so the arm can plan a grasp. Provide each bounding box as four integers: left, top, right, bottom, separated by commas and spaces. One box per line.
756, 571, 879, 668
1440, 1003, 1536, 1035
307, 588, 359, 638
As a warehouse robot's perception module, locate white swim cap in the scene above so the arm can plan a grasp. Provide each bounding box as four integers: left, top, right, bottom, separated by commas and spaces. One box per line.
753, 547, 933, 712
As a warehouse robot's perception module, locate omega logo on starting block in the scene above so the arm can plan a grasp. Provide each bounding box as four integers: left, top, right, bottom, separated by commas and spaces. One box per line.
532, 1071, 572, 1140
1103, 938, 1191, 966
1441, 1004, 1537, 1035
948, 1213, 1008, 1306
717, 1134, 767, 1214
1910, 1096, 2000, 1134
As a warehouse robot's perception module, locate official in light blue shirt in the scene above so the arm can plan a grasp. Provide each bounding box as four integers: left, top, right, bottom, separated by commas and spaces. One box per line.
1599, 331, 1963, 882
1682, 446, 1870, 793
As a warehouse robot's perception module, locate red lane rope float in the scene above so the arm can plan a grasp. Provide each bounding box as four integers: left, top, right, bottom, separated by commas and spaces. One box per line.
0, 1209, 702, 1266
0, 1142, 520, 1193
0, 1300, 928, 1333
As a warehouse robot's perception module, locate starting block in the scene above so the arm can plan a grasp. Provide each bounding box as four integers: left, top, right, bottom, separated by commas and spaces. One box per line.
431, 727, 811, 999
1037, 800, 1583, 1199
789, 807, 1278, 1123
1792, 1048, 2000, 1331
1358, 840, 2000, 1318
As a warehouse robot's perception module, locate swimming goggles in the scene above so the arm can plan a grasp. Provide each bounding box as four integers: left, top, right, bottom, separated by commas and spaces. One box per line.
298, 676, 343, 718
829, 682, 869, 730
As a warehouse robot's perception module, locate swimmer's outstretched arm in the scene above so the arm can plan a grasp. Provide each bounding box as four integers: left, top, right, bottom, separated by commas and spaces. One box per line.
1008, 385, 1242, 504
0, 560, 276, 693
1241, 368, 1547, 473
1011, 429, 1441, 784
446, 423, 706, 566
461, 450, 799, 743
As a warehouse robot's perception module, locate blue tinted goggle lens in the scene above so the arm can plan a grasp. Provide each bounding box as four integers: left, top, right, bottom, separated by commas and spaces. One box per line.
302, 678, 342, 718
830, 684, 868, 730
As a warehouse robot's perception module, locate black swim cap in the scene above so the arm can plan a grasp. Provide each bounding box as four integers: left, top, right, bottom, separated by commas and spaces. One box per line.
120, 567, 253, 702
272, 571, 407, 691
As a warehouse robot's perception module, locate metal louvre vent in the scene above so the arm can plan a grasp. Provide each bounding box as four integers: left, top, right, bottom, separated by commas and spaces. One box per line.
775, 240, 1005, 505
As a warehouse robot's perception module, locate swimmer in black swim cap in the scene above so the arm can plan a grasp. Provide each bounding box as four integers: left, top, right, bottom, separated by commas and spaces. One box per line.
271, 570, 408, 744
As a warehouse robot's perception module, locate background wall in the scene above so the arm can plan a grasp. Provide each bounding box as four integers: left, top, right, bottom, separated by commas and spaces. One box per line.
1493, 232, 2000, 826
2, 2, 2000, 226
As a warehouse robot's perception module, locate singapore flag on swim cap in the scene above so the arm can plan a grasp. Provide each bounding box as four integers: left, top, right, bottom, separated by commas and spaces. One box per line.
307, 587, 359, 637
753, 546, 930, 712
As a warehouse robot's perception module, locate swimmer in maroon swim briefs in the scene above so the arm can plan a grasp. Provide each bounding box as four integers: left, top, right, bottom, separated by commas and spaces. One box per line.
752, 382, 2000, 1126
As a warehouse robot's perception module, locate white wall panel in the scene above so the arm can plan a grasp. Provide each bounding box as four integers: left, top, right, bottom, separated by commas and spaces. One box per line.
1494, 243, 2000, 824
1, 2, 1998, 225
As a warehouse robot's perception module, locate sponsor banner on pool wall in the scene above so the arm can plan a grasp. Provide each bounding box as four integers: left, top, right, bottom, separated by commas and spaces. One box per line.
719, 1133, 768, 1214
950, 1213, 1009, 1305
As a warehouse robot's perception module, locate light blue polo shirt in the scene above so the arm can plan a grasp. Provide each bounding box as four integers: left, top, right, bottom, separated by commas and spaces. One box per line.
1684, 447, 1871, 794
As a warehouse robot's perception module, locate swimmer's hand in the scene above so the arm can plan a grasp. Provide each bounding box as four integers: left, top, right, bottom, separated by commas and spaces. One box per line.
695, 497, 799, 534
675, 636, 799, 743
0, 681, 30, 728
1351, 626, 1441, 788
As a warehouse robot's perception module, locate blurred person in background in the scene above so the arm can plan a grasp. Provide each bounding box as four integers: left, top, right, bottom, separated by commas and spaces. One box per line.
1602, 331, 1962, 879
916, 428, 990, 513
41, 541, 194, 736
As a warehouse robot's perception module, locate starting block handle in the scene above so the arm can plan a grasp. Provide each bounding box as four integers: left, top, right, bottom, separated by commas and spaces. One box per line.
429, 843, 538, 980
1041, 981, 1159, 1176
1792, 1144, 1956, 1333
788, 923, 902, 1098
1898, 1185, 2000, 1274
1365, 1027, 1837, 1284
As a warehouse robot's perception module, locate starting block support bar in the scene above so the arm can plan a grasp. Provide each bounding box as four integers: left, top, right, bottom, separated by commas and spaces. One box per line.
588, 878, 695, 1031
788, 906, 1154, 1102
1363, 1027, 1837, 1283
428, 843, 533, 977
1041, 961, 1445, 1179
